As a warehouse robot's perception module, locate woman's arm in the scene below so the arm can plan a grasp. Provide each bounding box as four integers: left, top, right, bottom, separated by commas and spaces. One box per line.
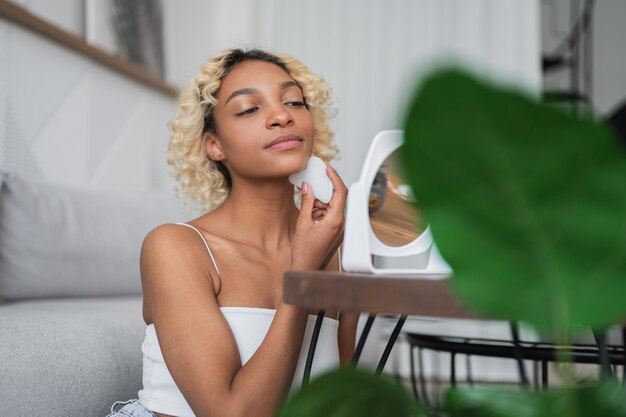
338, 312, 359, 366
324, 249, 359, 366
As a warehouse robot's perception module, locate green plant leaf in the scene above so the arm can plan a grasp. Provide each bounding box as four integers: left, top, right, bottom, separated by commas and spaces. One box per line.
445, 382, 626, 417
276, 367, 423, 417
400, 68, 626, 333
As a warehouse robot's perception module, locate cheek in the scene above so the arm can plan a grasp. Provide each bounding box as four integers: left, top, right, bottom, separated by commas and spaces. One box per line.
306, 109, 315, 127
222, 136, 255, 164
216, 119, 254, 152
302, 112, 315, 137
306, 115, 316, 150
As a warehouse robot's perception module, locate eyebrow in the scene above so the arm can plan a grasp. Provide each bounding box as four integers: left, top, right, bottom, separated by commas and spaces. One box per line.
224, 81, 300, 105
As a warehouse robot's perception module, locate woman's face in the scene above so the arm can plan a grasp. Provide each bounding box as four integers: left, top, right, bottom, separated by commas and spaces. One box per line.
206, 60, 315, 180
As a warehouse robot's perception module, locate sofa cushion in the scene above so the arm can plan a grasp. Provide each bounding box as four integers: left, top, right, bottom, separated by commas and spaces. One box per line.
0, 171, 191, 301
0, 296, 145, 416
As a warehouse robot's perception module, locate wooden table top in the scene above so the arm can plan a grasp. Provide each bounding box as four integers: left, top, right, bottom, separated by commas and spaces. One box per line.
283, 271, 480, 319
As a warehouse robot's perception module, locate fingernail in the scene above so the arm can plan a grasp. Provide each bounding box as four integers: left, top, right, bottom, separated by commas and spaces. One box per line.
302, 182, 309, 194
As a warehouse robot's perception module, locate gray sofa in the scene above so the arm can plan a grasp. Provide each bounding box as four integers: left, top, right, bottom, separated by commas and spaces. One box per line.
0, 171, 189, 416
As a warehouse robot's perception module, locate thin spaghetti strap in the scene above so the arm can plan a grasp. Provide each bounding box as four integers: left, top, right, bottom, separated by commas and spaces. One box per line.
338, 247, 342, 272
336, 247, 342, 320
175, 223, 222, 289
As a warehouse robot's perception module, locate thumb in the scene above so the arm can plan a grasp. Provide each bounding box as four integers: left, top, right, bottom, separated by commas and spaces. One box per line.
298, 181, 315, 219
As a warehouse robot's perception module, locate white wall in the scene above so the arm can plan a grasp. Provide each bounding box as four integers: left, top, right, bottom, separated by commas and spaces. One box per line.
7, 0, 84, 36
162, 0, 540, 186
5, 0, 542, 188
0, 15, 178, 197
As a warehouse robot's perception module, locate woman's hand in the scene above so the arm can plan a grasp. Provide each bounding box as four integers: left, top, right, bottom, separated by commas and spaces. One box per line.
291, 163, 348, 271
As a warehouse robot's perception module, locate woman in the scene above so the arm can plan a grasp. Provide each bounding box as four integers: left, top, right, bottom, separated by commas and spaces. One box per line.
106, 48, 359, 417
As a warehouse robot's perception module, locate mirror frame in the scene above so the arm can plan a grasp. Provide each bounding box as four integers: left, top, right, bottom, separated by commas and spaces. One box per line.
342, 130, 452, 277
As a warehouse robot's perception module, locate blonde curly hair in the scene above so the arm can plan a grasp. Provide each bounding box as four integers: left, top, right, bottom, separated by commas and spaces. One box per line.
167, 48, 340, 213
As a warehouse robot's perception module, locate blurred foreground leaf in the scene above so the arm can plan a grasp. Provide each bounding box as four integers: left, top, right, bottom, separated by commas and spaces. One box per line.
445, 381, 626, 417
277, 367, 423, 417
401, 69, 626, 333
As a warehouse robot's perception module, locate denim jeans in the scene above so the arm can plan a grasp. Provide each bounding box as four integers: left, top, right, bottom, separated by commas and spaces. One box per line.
106, 399, 158, 417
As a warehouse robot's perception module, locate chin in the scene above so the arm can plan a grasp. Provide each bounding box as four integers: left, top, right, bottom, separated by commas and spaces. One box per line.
284, 162, 307, 176
278, 152, 311, 174
261, 146, 312, 176
294, 152, 312, 172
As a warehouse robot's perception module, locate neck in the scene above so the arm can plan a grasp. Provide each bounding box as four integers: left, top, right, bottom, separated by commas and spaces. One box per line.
212, 177, 299, 251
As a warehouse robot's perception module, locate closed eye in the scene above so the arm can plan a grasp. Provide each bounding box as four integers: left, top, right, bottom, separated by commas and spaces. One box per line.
235, 107, 258, 116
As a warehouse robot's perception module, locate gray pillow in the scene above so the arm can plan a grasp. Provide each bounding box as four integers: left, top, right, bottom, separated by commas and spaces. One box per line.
0, 171, 192, 301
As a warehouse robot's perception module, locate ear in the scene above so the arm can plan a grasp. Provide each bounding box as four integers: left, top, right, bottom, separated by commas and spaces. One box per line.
204, 132, 226, 162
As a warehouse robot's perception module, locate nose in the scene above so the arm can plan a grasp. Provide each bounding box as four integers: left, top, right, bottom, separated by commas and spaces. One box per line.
265, 103, 294, 129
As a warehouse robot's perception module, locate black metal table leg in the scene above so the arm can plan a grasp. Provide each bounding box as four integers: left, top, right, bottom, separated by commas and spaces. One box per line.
593, 328, 614, 379
417, 348, 431, 407
409, 346, 419, 399
450, 352, 457, 387
376, 315, 408, 374
622, 326, 626, 384
510, 321, 529, 388
351, 314, 376, 366
302, 310, 326, 386
303, 313, 409, 385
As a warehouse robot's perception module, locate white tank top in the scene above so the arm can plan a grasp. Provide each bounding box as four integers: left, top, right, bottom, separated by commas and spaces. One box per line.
137, 223, 341, 417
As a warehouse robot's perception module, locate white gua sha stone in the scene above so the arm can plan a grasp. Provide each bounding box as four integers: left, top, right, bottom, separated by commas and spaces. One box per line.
288, 155, 334, 204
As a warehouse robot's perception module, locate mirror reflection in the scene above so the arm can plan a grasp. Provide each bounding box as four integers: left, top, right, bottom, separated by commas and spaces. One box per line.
368, 149, 425, 247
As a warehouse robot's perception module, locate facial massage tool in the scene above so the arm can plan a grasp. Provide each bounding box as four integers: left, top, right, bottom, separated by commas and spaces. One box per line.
288, 156, 334, 204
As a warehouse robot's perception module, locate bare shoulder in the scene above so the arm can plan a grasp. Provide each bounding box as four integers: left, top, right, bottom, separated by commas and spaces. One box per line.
140, 222, 218, 324
141, 223, 210, 272
143, 221, 213, 244
142, 223, 188, 250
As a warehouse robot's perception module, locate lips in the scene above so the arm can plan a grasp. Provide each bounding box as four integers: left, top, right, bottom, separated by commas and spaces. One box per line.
265, 134, 303, 149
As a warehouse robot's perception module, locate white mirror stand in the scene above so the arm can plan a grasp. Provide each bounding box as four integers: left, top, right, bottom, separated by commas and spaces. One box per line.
341, 130, 453, 278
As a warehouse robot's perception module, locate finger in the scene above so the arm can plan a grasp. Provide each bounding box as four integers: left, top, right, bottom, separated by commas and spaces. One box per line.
297, 181, 315, 223
325, 163, 348, 201
314, 199, 329, 209
325, 163, 348, 215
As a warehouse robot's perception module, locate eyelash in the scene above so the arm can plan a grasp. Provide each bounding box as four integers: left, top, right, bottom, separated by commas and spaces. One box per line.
236, 107, 258, 117
235, 101, 306, 117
